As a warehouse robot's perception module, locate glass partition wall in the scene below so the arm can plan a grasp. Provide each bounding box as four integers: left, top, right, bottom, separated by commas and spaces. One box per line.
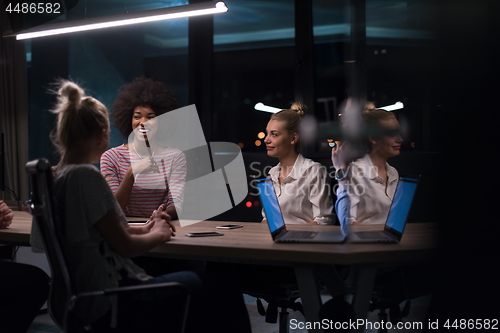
26, 0, 440, 221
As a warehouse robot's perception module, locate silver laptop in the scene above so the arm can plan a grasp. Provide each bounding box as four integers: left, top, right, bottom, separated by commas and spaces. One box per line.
348, 174, 420, 243
255, 178, 345, 243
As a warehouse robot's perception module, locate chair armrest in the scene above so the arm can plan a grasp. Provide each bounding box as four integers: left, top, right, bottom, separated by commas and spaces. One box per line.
71, 281, 190, 308
102, 281, 189, 297
67, 282, 190, 332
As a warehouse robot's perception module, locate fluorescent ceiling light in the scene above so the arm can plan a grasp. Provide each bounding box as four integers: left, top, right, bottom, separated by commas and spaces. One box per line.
255, 102, 281, 113
378, 101, 404, 111
5, 2, 228, 40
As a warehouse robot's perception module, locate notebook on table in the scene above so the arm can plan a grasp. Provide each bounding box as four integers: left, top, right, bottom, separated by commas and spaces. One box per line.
255, 178, 345, 243
348, 174, 420, 243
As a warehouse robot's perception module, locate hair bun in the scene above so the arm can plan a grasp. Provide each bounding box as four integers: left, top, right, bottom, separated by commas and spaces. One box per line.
58, 81, 84, 107
290, 102, 307, 117
363, 101, 376, 113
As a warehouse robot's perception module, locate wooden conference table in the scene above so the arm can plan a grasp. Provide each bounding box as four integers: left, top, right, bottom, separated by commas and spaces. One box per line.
1, 211, 439, 333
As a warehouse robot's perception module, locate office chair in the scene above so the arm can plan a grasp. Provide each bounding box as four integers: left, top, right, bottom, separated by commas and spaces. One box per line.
243, 277, 303, 333
25, 158, 190, 333
364, 266, 432, 333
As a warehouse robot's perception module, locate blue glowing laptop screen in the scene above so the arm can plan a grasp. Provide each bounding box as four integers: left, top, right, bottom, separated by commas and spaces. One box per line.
256, 179, 284, 234
385, 177, 419, 233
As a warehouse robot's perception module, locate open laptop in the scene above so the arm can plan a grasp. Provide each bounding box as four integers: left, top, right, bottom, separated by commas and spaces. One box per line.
255, 178, 345, 243
348, 174, 420, 243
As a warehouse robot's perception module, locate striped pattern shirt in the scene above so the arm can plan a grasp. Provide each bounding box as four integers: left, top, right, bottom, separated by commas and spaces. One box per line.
100, 144, 186, 217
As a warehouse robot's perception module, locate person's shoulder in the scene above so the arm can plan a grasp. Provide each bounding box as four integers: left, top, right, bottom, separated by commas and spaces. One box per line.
102, 144, 127, 158
350, 154, 369, 166
300, 156, 325, 173
268, 162, 280, 176
63, 164, 100, 176
56, 164, 102, 184
101, 145, 129, 167
349, 155, 370, 173
161, 147, 186, 164
162, 146, 183, 156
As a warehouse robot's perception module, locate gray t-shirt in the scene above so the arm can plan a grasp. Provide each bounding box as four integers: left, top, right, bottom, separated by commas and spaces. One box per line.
31, 164, 151, 325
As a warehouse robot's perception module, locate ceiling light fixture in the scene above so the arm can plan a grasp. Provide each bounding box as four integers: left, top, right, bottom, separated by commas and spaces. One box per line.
4, 1, 228, 40
254, 102, 281, 113
378, 101, 404, 111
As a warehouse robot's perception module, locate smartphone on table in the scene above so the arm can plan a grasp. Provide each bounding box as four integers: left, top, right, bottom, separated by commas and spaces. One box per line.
185, 232, 224, 237
128, 219, 149, 226
216, 224, 243, 229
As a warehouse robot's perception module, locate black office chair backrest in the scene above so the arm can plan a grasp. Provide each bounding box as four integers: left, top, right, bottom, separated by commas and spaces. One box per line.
26, 158, 72, 329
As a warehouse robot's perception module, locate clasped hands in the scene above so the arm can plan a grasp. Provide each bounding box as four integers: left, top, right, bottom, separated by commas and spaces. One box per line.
148, 204, 176, 239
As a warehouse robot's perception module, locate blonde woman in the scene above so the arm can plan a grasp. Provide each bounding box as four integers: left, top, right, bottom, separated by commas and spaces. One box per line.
31, 81, 250, 332
345, 109, 403, 225
263, 102, 334, 224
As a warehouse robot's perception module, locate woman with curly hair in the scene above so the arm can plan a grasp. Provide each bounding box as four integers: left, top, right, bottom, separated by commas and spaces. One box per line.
100, 77, 185, 220
31, 80, 250, 332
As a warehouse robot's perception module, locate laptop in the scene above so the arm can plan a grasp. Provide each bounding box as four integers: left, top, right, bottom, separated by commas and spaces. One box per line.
348, 174, 420, 243
255, 178, 346, 243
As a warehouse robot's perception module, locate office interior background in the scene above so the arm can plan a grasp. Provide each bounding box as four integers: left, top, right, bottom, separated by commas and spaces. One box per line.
1, 0, 498, 325
5, 0, 447, 221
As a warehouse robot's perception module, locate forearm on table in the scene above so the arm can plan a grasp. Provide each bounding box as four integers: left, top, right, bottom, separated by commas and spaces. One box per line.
127, 225, 149, 235
97, 209, 167, 258
126, 233, 168, 257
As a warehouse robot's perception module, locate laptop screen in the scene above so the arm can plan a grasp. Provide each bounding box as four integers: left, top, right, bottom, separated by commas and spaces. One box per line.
256, 178, 285, 234
385, 175, 419, 236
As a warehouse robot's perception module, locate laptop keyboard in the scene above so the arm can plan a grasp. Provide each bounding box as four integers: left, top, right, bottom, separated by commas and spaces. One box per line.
280, 231, 318, 240
355, 231, 391, 239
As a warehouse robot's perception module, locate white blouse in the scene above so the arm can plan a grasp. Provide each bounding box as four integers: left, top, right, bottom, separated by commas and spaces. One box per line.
347, 154, 399, 225
262, 154, 334, 225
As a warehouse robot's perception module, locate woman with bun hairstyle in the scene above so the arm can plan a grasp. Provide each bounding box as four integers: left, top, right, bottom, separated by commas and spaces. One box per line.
31, 81, 250, 332
342, 108, 403, 226
100, 77, 185, 220
263, 102, 334, 224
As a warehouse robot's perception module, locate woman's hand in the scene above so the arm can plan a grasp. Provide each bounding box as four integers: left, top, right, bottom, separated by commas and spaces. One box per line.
149, 204, 166, 221
150, 209, 176, 241
115, 159, 161, 213
130, 157, 160, 177
331, 141, 348, 170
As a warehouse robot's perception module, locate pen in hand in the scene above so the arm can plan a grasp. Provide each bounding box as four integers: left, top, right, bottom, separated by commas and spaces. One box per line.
140, 123, 157, 168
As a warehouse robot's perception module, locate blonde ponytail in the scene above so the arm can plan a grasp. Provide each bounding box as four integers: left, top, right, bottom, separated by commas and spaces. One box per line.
51, 80, 109, 159
56, 81, 84, 113
290, 102, 307, 117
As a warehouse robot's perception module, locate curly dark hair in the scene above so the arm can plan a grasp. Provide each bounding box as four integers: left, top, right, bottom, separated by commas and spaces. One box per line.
112, 76, 178, 138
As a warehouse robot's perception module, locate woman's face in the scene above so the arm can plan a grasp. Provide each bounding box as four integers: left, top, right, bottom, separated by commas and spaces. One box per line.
264, 119, 297, 159
131, 105, 158, 142
370, 118, 403, 158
